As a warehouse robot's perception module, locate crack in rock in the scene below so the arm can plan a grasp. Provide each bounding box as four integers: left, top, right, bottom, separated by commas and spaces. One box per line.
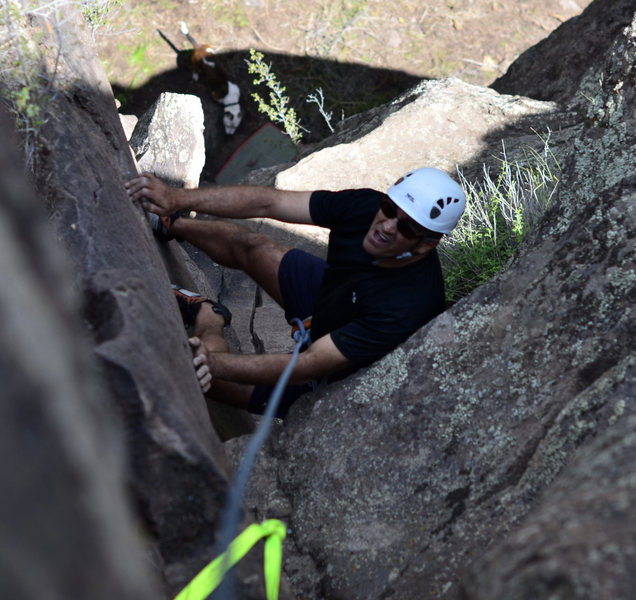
249, 286, 265, 354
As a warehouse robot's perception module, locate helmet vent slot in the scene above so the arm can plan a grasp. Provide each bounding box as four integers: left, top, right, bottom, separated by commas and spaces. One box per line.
429, 207, 441, 219
436, 198, 445, 209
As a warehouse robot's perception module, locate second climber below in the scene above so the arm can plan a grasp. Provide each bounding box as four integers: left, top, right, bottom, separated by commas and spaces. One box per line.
125, 167, 466, 418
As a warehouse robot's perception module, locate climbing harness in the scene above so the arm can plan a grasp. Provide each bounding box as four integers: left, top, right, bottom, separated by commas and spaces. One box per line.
175, 318, 311, 600
290, 316, 312, 342
289, 317, 327, 393
173, 519, 286, 600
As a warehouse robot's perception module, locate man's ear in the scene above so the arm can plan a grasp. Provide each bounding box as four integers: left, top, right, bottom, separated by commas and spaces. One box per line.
413, 236, 441, 255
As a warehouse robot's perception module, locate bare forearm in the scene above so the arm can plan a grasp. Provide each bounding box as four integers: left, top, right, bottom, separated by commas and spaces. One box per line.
183, 185, 288, 219
125, 172, 312, 223
209, 335, 352, 386
209, 351, 312, 386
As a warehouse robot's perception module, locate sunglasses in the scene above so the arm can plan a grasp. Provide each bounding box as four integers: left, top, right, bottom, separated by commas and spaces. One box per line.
379, 197, 428, 239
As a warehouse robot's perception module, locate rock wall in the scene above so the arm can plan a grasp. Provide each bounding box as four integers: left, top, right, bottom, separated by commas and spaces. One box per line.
0, 106, 154, 600
228, 3, 636, 599
461, 412, 636, 599
3, 0, 635, 599
255, 171, 634, 599
2, 4, 288, 598
490, 0, 634, 109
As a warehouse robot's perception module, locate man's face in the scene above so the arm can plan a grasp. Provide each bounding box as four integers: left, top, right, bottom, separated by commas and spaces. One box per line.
362, 196, 430, 259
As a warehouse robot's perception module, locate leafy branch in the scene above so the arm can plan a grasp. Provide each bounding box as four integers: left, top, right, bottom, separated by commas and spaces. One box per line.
0, 0, 68, 172
245, 48, 303, 144
307, 87, 334, 133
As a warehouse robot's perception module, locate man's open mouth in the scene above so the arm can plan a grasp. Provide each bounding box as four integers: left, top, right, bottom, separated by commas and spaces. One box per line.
374, 229, 392, 244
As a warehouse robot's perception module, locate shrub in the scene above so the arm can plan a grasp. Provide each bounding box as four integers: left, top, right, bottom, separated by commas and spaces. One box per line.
441, 133, 561, 304
245, 48, 304, 144
0, 0, 65, 172
80, 0, 122, 39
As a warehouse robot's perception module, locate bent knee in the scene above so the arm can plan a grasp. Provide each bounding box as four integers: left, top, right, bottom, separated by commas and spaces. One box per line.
241, 231, 284, 256
239, 234, 289, 273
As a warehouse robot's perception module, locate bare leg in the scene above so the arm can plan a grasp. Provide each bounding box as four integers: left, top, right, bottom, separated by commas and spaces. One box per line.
171, 217, 290, 307
173, 217, 290, 410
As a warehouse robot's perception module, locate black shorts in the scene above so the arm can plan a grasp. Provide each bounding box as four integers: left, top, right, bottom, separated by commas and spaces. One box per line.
248, 248, 327, 418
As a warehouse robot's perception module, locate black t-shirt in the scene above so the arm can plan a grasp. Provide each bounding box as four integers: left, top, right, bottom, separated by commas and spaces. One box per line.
309, 188, 446, 368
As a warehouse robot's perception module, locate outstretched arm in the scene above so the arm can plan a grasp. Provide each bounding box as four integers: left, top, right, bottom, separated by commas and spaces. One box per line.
125, 172, 313, 224
195, 334, 352, 387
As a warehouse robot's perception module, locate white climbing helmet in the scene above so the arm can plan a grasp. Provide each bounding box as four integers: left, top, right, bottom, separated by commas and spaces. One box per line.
387, 167, 466, 234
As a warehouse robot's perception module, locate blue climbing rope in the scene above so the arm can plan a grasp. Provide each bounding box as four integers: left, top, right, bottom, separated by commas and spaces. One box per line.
213, 317, 311, 599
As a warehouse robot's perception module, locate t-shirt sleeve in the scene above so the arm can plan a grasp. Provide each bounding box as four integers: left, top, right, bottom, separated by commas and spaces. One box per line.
309, 190, 343, 228
310, 189, 380, 230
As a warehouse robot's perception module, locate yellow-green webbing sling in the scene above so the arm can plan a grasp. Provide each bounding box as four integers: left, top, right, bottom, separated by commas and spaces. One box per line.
174, 519, 287, 600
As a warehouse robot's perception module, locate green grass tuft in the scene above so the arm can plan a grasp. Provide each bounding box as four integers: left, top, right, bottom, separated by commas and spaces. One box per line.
441, 132, 561, 304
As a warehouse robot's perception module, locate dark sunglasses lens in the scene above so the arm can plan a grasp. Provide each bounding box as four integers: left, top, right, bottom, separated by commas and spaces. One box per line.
380, 198, 425, 239
397, 221, 418, 239
380, 198, 397, 218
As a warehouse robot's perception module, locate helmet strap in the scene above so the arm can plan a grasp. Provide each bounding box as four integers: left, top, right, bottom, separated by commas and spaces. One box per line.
397, 236, 434, 259
372, 239, 440, 268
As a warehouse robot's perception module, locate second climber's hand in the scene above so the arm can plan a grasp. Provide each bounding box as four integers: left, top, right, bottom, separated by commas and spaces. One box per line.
189, 337, 213, 394
124, 172, 183, 215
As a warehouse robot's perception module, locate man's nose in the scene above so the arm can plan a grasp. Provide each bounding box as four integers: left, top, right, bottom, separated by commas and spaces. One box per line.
383, 217, 398, 234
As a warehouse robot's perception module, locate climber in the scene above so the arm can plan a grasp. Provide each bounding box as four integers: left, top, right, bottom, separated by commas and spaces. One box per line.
125, 168, 466, 417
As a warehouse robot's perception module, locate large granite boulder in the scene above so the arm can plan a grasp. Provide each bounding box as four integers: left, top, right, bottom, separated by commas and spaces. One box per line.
461, 411, 636, 599
4, 4, 288, 598
274, 78, 561, 193
226, 3, 636, 599
0, 107, 155, 599
129, 92, 206, 189
490, 0, 634, 109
